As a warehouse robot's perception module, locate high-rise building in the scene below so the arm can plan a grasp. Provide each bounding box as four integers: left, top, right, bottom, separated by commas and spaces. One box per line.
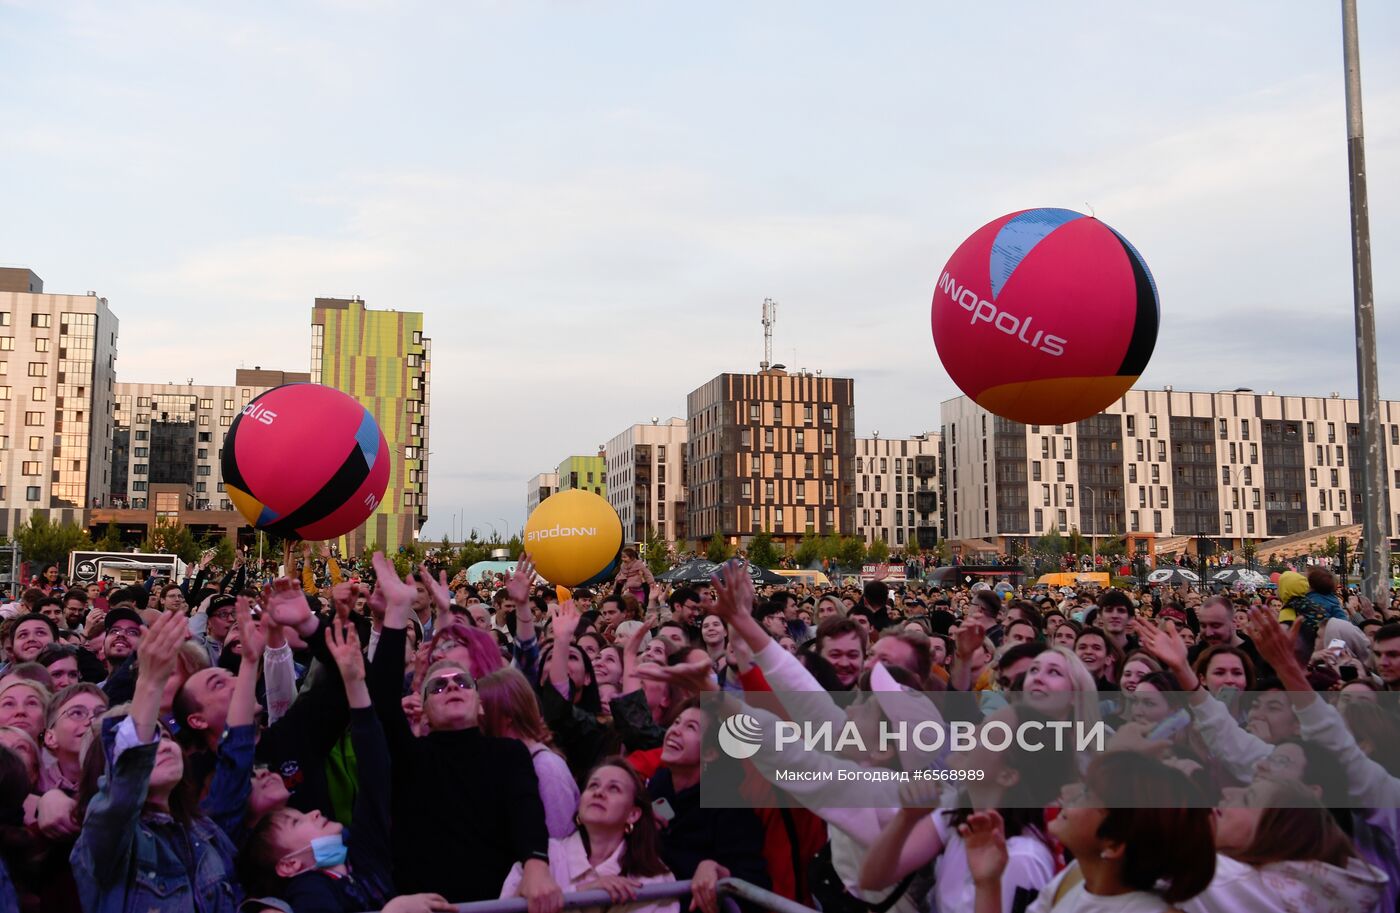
527, 472, 558, 516
941, 389, 1400, 551
604, 418, 688, 547
0, 268, 119, 536
854, 433, 941, 550
311, 297, 430, 554
685, 368, 855, 548
556, 455, 607, 497
98, 368, 311, 543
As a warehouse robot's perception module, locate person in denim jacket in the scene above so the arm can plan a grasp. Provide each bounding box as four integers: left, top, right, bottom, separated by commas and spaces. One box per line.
70, 608, 242, 913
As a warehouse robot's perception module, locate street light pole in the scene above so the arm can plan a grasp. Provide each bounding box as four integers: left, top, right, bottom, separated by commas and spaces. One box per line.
1341, 0, 1390, 603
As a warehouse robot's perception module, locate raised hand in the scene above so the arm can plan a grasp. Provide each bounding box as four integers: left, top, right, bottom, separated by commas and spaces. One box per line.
262, 577, 313, 633
959, 810, 1008, 887
551, 599, 582, 643
506, 554, 536, 606
236, 596, 265, 663
138, 609, 190, 682
331, 581, 368, 624
710, 559, 754, 623
1133, 618, 1189, 674
417, 563, 451, 614
1243, 606, 1300, 673
326, 618, 366, 685
636, 657, 716, 694
371, 551, 418, 621
954, 618, 986, 660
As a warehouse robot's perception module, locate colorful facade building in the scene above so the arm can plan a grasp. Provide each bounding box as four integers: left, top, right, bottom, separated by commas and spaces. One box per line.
311, 297, 430, 555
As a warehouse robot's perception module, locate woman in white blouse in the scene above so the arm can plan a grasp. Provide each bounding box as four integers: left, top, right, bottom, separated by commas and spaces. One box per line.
501, 758, 679, 913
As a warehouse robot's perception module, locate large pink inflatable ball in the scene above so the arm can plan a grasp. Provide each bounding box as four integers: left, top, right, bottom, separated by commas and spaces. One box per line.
931, 208, 1159, 425
220, 384, 390, 540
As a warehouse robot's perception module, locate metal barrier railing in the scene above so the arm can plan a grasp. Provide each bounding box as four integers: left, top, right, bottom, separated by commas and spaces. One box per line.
421, 878, 817, 913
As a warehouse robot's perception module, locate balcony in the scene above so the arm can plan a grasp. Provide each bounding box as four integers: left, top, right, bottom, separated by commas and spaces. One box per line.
915, 491, 938, 513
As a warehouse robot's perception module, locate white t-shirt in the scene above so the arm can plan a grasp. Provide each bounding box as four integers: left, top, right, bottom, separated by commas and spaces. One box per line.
930, 810, 1056, 913
1026, 866, 1171, 913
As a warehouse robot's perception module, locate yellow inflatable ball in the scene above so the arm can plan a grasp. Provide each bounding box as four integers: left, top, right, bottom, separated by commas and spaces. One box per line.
523, 489, 623, 588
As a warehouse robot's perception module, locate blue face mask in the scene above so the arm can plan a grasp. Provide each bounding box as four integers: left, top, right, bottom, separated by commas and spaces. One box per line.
309, 834, 348, 868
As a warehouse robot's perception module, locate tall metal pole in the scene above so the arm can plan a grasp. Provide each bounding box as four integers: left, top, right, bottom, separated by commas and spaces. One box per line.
1341, 0, 1390, 603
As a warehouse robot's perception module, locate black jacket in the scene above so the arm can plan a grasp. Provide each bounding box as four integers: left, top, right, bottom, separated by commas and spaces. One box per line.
648, 766, 770, 888
370, 625, 550, 901
282, 707, 395, 912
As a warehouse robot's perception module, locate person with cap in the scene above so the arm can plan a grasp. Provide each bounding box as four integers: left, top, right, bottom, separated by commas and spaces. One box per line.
197, 594, 239, 667
94, 605, 145, 702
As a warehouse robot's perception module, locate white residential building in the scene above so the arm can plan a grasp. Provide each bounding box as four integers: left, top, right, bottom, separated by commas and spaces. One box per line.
941, 388, 1400, 549
604, 418, 688, 547
527, 472, 558, 516
854, 433, 941, 550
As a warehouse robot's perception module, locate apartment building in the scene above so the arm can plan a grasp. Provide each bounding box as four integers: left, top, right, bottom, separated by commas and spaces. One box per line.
941, 388, 1400, 550
854, 433, 941, 550
604, 418, 688, 546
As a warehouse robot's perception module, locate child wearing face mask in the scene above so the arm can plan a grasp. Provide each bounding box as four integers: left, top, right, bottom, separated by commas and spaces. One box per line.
241, 619, 399, 913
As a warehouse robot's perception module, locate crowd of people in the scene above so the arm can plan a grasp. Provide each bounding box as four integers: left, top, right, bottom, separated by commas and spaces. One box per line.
0, 546, 1396, 913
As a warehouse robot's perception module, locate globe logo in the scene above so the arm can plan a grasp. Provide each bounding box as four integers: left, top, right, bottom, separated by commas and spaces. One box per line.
718, 713, 763, 760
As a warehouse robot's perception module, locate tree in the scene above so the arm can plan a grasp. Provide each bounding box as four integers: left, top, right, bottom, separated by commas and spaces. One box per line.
642, 526, 671, 575
1321, 536, 1340, 560
14, 515, 93, 568
93, 521, 125, 553
867, 538, 890, 564
505, 534, 524, 561
836, 536, 867, 570
198, 531, 237, 569
795, 531, 821, 568
747, 531, 780, 569
706, 532, 732, 563
141, 519, 200, 564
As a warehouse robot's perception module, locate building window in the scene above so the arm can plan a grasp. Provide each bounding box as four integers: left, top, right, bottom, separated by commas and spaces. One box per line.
198, 398, 212, 409
764, 429, 774, 448
742, 481, 752, 499
774, 508, 784, 527
1057, 509, 1067, 530
1153, 511, 1163, 533
223, 399, 234, 410
1034, 508, 1044, 529
21, 461, 40, 475
1125, 415, 1136, 436
1063, 439, 1072, 459
23, 411, 43, 426
1130, 510, 1140, 531
1032, 462, 1042, 481
134, 464, 147, 475
31, 314, 50, 328
1056, 462, 1065, 481
1245, 513, 1255, 534
823, 431, 833, 449
821, 406, 831, 423
1042, 484, 1051, 506
27, 362, 47, 377
25, 486, 40, 502
1065, 485, 1074, 507
196, 465, 211, 476
795, 430, 804, 449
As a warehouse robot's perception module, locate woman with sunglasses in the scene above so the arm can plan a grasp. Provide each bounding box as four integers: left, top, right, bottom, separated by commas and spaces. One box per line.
369, 561, 563, 912
501, 758, 677, 913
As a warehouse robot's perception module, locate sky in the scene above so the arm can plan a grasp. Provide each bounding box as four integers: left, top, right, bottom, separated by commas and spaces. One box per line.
2, 1, 1398, 541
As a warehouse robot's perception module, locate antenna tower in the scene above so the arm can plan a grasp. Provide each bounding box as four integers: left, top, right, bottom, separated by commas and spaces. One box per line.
760, 298, 778, 371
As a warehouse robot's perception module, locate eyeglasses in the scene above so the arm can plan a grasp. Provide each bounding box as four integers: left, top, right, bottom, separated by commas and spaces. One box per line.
211, 611, 235, 621
108, 625, 142, 637
60, 705, 100, 724
425, 673, 475, 695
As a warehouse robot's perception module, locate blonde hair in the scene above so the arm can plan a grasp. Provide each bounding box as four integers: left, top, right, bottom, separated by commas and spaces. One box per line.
1038, 645, 1103, 728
